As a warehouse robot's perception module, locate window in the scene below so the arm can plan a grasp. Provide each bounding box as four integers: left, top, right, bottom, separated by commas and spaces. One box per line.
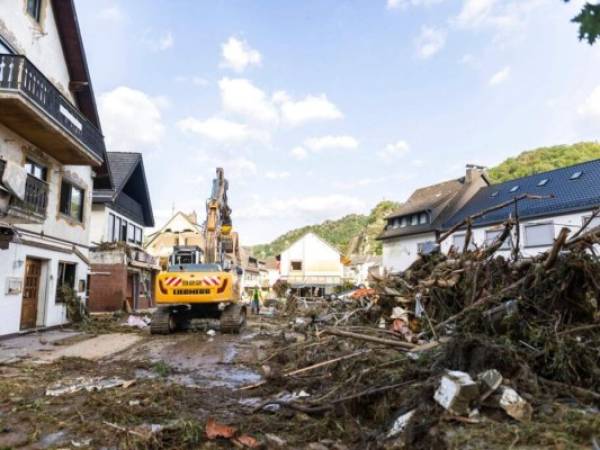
25, 159, 47, 181
537, 178, 549, 186
59, 181, 84, 222
570, 171, 583, 180
26, 0, 42, 22
524, 223, 554, 248
509, 185, 519, 193
56, 262, 76, 303
291, 261, 302, 271
400, 217, 407, 227
107, 213, 115, 241
452, 233, 475, 251
391, 218, 399, 229
582, 215, 600, 232
120, 218, 128, 241
411, 215, 418, 226
127, 223, 135, 243
135, 227, 143, 245
419, 212, 428, 225
484, 229, 511, 250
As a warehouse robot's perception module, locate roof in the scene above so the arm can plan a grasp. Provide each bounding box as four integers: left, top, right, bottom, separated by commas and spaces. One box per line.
379, 178, 467, 240
442, 159, 600, 229
51, 0, 110, 185
388, 179, 465, 218
279, 232, 342, 257
93, 152, 154, 227
144, 211, 204, 249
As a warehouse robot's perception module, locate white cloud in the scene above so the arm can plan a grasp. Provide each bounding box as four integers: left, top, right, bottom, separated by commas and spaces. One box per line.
416, 26, 446, 59
377, 140, 410, 160
220, 37, 262, 73
290, 146, 308, 160
578, 85, 600, 120
387, 0, 444, 10
488, 66, 510, 85
192, 76, 209, 86
454, 0, 497, 28
278, 93, 343, 126
304, 135, 359, 152
99, 5, 124, 22
99, 86, 165, 150
235, 194, 366, 220
218, 78, 278, 123
265, 171, 290, 180
177, 117, 268, 143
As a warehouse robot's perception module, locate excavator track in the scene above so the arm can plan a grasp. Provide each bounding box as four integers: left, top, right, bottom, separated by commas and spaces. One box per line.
150, 308, 175, 335
219, 304, 246, 334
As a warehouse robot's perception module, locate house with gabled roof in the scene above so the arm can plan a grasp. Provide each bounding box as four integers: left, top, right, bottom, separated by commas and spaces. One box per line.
378, 166, 488, 272
88, 152, 158, 312
277, 232, 344, 297
0, 0, 107, 335
439, 159, 600, 258
144, 210, 205, 265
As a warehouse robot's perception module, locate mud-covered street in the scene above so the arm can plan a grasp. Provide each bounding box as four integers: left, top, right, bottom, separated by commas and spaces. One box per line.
0, 316, 283, 449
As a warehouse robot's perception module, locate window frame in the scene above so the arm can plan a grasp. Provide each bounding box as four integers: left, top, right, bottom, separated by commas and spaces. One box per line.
290, 260, 303, 271
59, 180, 85, 223
523, 222, 555, 248
107, 213, 115, 241
25, 158, 47, 181
452, 233, 475, 251
26, 0, 42, 22
55, 261, 76, 303
484, 229, 512, 250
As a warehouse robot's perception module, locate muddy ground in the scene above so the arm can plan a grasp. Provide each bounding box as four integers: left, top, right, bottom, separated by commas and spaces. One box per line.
0, 315, 598, 450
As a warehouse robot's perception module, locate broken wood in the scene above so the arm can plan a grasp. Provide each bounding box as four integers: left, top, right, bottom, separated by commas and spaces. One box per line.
544, 227, 570, 270
322, 328, 416, 350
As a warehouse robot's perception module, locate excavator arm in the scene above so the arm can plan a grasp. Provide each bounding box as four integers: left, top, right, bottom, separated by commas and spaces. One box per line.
204, 168, 238, 265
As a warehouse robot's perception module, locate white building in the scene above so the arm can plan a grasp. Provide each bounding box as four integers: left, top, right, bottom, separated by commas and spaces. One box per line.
378, 166, 488, 272
344, 255, 383, 287
278, 232, 344, 297
0, 1, 106, 336
439, 159, 600, 258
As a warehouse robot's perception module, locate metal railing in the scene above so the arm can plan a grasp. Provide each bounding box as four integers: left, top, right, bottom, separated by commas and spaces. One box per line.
0, 54, 105, 161
10, 174, 48, 217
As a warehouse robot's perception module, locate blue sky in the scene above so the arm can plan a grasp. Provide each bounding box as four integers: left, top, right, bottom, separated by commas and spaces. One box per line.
76, 0, 600, 245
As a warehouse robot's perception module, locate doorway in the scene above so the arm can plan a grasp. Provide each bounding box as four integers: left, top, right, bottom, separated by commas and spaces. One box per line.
21, 258, 42, 330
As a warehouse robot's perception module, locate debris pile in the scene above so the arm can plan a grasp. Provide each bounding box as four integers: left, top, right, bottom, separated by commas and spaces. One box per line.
240, 220, 600, 448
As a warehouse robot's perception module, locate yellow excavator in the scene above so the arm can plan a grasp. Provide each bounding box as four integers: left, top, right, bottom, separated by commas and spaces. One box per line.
151, 168, 246, 334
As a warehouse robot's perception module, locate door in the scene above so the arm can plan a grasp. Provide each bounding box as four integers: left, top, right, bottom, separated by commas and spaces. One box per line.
21, 258, 42, 330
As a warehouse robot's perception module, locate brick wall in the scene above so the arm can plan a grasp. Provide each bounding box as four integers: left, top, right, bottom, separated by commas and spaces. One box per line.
88, 263, 128, 312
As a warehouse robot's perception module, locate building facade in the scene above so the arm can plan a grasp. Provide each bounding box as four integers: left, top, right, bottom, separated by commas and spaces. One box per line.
144, 211, 204, 267
88, 152, 158, 312
440, 159, 600, 258
379, 166, 488, 272
277, 232, 344, 297
0, 0, 106, 336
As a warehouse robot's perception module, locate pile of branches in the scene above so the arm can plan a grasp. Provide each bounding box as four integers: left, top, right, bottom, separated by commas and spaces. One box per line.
239, 209, 600, 449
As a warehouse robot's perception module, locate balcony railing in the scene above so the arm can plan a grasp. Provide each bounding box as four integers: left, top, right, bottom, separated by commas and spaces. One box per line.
9, 174, 48, 217
0, 54, 105, 162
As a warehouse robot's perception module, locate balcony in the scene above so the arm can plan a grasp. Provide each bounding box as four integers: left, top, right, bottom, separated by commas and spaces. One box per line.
0, 54, 105, 166
7, 174, 48, 223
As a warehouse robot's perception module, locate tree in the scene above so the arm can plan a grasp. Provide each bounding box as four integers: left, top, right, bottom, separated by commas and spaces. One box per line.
565, 1, 600, 44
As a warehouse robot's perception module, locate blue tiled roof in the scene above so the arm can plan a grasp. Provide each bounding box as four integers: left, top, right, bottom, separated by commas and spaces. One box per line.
442, 159, 600, 229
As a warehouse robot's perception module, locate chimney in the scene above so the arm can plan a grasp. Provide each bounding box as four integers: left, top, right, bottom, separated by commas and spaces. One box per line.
465, 164, 486, 184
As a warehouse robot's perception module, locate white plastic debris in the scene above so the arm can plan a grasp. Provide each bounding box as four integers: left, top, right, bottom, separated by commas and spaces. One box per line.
45, 377, 134, 396
206, 329, 216, 337
497, 386, 532, 422
386, 409, 416, 439
125, 315, 151, 329
390, 306, 409, 321
295, 317, 306, 325
434, 371, 479, 416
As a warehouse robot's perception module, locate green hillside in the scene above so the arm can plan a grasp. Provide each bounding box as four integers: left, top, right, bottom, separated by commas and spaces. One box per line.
253, 142, 600, 258
488, 142, 600, 183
